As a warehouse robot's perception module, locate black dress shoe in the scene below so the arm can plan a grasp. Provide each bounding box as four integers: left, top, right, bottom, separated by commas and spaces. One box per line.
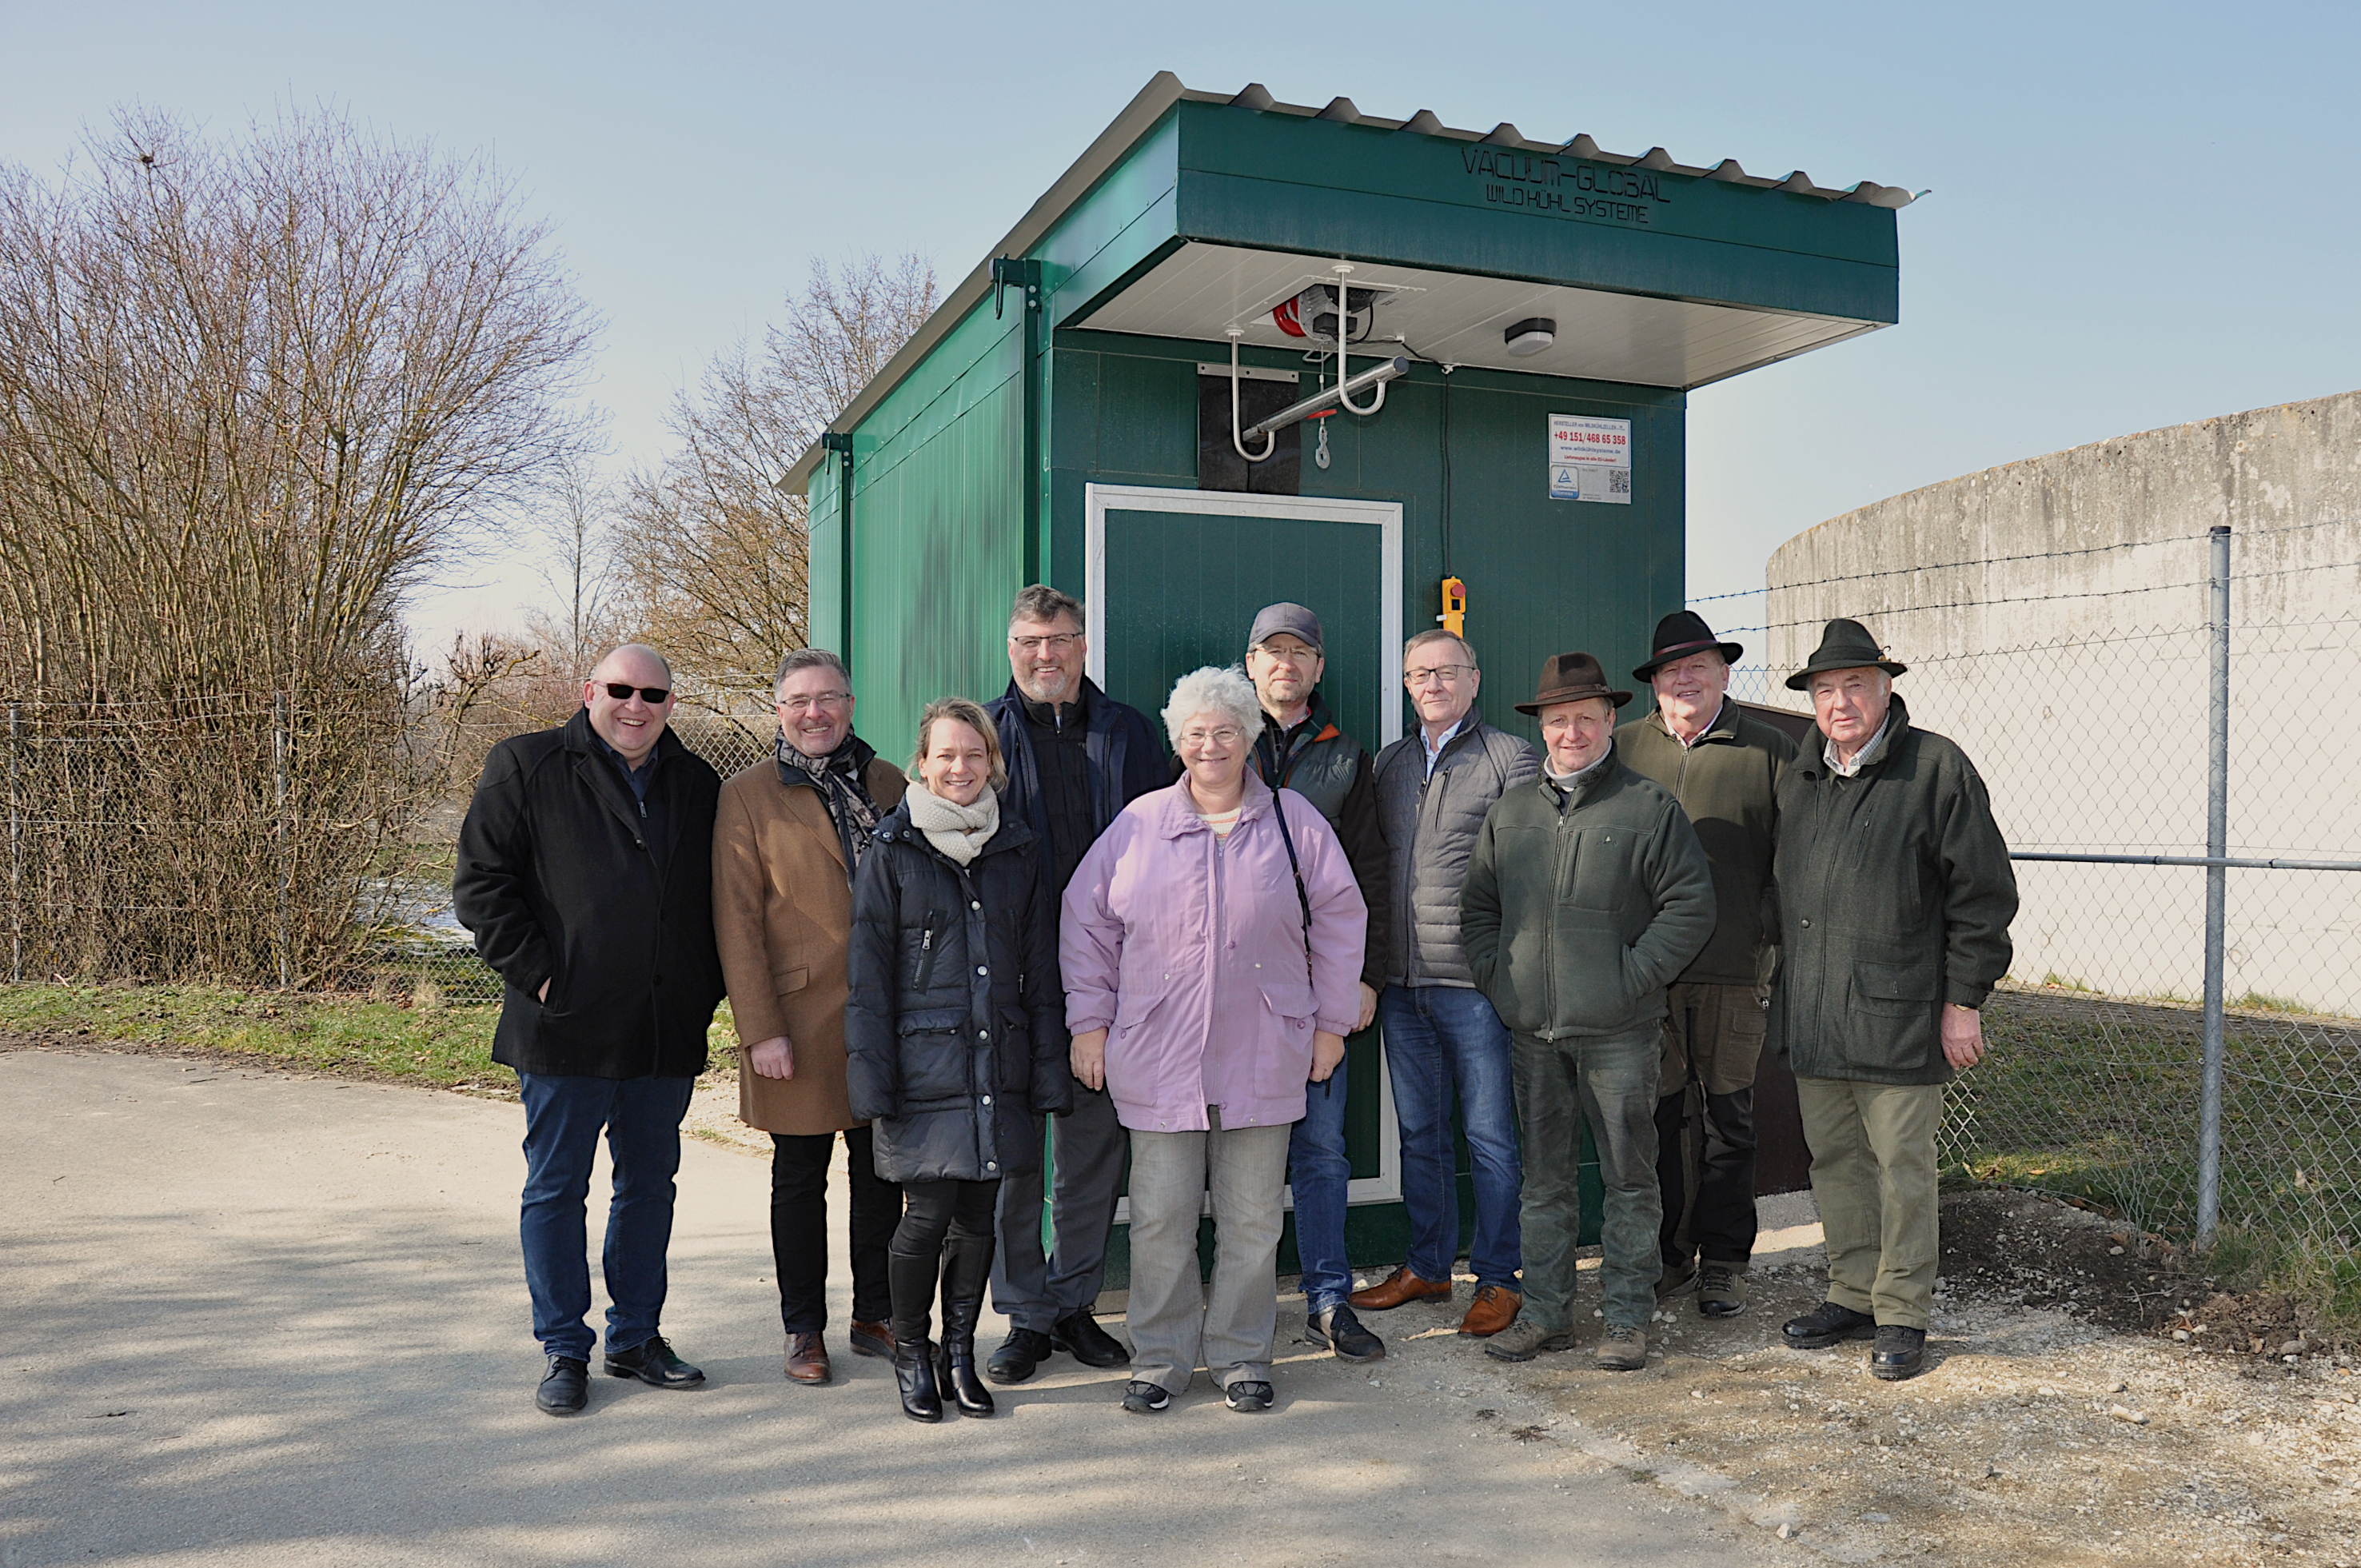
1306, 1303, 1386, 1362
986, 1327, 1054, 1385
604, 1335, 706, 1389
1782, 1300, 1876, 1349
1871, 1324, 1928, 1381
536, 1355, 588, 1416
1051, 1310, 1131, 1368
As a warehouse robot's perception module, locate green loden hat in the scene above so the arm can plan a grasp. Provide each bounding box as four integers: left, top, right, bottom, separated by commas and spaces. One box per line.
1785, 618, 1908, 692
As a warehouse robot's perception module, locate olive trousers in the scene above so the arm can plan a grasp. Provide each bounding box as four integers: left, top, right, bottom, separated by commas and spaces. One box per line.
1793, 1075, 1944, 1330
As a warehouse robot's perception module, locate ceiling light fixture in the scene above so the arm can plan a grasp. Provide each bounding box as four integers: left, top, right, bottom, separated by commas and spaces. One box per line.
1503, 317, 1557, 357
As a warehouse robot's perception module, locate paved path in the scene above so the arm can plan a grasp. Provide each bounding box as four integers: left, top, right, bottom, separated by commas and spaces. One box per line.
1, 1047, 1789, 1567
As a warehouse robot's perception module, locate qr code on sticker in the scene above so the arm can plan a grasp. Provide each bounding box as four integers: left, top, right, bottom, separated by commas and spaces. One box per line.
1609, 469, 1630, 494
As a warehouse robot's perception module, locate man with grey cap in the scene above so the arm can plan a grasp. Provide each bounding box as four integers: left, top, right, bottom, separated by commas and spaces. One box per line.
1242, 600, 1390, 1363
1773, 618, 2016, 1382
1462, 652, 1714, 1371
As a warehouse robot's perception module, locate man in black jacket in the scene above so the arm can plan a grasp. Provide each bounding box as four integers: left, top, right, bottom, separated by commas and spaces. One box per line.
982, 585, 1168, 1384
454, 643, 726, 1417
1243, 601, 1390, 1363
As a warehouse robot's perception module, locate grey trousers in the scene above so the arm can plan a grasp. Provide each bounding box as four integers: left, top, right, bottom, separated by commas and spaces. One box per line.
1124, 1109, 1293, 1396
1513, 1027, 1663, 1331
1793, 1075, 1944, 1330
991, 1083, 1127, 1331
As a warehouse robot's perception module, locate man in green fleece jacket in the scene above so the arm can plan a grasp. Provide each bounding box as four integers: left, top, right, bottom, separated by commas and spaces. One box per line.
1462, 652, 1715, 1373
1618, 612, 1796, 1322
1772, 619, 2017, 1382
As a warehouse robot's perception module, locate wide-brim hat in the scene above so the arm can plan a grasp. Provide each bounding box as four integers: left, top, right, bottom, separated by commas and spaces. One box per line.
1784, 617, 1908, 691
1633, 609, 1744, 681
1515, 651, 1633, 715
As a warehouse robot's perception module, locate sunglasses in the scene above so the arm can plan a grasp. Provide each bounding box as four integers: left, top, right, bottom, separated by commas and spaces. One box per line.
600, 682, 672, 704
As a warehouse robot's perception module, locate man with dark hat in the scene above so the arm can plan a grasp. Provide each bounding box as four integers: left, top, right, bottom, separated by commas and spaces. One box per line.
1462, 652, 1715, 1371
1773, 619, 2016, 1382
1241, 600, 1390, 1364
1617, 612, 1796, 1319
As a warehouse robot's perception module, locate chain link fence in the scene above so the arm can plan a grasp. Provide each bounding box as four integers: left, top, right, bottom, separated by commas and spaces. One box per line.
1731, 522, 2361, 1311
0, 692, 775, 1006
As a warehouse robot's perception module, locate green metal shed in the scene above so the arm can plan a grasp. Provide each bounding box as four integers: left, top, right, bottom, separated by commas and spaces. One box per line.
784, 73, 1908, 1279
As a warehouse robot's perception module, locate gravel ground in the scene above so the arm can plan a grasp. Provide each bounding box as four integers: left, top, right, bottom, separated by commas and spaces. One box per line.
1392, 1187, 2361, 1565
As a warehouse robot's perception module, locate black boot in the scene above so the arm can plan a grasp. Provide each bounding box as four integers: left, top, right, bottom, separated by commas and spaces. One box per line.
935, 1231, 997, 1418
887, 1251, 943, 1423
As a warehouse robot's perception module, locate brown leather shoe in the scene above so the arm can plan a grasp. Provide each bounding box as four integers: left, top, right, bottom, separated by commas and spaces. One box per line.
784, 1331, 832, 1384
1456, 1283, 1521, 1337
848, 1319, 893, 1360
1349, 1265, 1453, 1311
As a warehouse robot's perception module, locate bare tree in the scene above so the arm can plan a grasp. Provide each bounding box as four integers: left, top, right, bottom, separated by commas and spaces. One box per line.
526, 438, 620, 676
612, 253, 936, 709
0, 106, 598, 983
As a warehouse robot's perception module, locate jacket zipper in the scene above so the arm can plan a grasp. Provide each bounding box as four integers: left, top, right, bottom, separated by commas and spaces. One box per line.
915, 920, 938, 991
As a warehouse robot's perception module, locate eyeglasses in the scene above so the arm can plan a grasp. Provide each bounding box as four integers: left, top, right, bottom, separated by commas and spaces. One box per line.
601, 683, 672, 704
1010, 633, 1079, 652
1404, 664, 1474, 687
779, 692, 850, 714
1179, 727, 1245, 748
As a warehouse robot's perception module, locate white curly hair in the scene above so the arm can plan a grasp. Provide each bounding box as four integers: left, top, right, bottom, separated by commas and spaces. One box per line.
1160, 664, 1262, 751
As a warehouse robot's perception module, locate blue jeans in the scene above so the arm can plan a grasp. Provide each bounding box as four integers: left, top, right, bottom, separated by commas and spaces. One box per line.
1378, 985, 1523, 1291
517, 1072, 696, 1362
1286, 1065, 1354, 1315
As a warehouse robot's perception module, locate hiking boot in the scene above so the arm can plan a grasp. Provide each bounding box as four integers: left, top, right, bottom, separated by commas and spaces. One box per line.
1697, 1263, 1747, 1319
1306, 1303, 1386, 1362
1655, 1255, 1697, 1299
1482, 1320, 1575, 1363
1871, 1324, 1928, 1381
1783, 1300, 1876, 1349
1594, 1323, 1649, 1371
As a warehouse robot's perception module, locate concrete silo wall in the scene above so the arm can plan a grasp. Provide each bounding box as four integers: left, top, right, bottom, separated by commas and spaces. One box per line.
1762, 389, 2361, 1013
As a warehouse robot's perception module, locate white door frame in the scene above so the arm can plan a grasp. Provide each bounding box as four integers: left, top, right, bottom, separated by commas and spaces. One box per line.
1083, 482, 1404, 1211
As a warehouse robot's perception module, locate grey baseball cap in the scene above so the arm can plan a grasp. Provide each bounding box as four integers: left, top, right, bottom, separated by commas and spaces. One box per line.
1247, 601, 1323, 652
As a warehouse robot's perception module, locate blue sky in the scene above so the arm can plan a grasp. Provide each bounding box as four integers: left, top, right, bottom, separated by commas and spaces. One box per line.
4, 1, 2355, 651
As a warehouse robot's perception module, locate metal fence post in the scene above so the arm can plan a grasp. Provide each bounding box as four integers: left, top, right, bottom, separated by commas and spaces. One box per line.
7, 702, 20, 985
2195, 525, 2231, 1247
273, 693, 291, 991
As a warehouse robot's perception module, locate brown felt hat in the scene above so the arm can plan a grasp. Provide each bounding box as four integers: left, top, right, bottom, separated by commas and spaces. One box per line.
1515, 651, 1632, 715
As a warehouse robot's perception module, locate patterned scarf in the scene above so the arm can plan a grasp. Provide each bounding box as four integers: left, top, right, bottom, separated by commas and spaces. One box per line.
778, 729, 881, 881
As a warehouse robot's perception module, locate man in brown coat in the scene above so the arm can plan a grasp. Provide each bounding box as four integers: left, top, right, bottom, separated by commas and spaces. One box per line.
713, 647, 908, 1385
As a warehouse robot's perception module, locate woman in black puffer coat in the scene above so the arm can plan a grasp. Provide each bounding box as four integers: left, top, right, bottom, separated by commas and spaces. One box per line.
846, 697, 1070, 1422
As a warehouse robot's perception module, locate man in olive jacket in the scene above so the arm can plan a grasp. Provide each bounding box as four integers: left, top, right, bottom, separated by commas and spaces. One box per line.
1462, 652, 1714, 1371
455, 643, 726, 1416
1772, 619, 2016, 1382
1617, 611, 1795, 1319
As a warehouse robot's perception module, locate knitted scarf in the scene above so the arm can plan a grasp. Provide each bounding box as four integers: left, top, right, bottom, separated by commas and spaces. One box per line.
778, 729, 881, 881
903, 782, 1000, 867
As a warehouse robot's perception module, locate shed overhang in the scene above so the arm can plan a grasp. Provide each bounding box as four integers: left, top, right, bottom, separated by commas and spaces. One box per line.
1069, 241, 1878, 389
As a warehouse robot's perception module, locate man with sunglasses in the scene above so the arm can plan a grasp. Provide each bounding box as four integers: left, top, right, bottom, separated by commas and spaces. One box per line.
980, 584, 1167, 1385
456, 643, 726, 1417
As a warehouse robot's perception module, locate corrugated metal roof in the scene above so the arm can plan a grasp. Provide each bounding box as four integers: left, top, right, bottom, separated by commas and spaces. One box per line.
784, 73, 1915, 493
1212, 81, 1920, 209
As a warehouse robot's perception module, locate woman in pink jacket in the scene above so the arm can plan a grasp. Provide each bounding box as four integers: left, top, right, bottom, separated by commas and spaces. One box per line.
1061, 664, 1366, 1415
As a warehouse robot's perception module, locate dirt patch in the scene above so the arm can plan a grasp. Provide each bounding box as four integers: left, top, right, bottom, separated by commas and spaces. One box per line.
1457, 1190, 2361, 1565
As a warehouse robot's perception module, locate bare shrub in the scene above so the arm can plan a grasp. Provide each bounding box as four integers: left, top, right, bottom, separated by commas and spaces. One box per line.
0, 107, 596, 983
